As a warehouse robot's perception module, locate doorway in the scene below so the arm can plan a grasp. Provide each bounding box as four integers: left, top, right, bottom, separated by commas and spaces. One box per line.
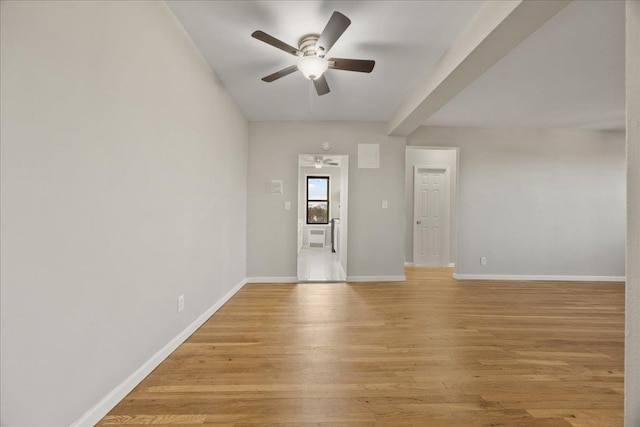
297, 154, 348, 282
405, 147, 458, 267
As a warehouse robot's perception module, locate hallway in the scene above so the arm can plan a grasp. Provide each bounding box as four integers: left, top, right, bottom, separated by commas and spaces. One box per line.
297, 247, 345, 282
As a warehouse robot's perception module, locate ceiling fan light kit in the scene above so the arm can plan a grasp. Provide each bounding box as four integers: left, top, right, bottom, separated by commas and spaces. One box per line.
297, 55, 328, 80
252, 11, 375, 96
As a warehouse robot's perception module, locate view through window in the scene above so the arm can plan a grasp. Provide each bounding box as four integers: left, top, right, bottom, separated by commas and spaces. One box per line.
307, 176, 329, 224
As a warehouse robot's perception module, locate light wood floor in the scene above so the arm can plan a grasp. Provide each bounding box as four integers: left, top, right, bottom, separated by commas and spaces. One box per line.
100, 268, 624, 426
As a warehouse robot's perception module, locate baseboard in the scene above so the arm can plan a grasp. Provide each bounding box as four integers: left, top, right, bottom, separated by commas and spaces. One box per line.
70, 278, 247, 427
452, 273, 625, 282
346, 275, 406, 282
405, 262, 454, 267
246, 276, 298, 283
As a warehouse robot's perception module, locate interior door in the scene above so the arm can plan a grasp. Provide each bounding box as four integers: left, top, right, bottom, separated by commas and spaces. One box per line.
413, 167, 449, 266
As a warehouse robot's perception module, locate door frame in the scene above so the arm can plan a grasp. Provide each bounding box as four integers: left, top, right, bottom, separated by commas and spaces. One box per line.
297, 154, 349, 282
413, 164, 451, 267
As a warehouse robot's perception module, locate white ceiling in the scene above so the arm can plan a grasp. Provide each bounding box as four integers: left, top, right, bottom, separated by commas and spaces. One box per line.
167, 0, 625, 131
166, 0, 483, 122
425, 0, 626, 131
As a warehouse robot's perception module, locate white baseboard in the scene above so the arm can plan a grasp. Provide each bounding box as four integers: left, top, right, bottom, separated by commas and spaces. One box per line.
453, 273, 625, 282
70, 278, 247, 427
405, 262, 455, 267
346, 275, 406, 282
246, 276, 298, 283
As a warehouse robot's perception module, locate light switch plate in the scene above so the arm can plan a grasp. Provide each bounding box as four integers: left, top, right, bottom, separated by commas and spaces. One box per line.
382, 200, 388, 209
284, 201, 291, 210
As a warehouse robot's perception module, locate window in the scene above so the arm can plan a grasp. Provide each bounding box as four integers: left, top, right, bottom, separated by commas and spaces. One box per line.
306, 176, 329, 224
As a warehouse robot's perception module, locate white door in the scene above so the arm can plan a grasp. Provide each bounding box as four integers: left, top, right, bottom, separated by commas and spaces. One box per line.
413, 167, 449, 266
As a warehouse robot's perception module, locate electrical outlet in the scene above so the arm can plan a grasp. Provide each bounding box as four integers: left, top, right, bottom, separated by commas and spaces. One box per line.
178, 295, 184, 312
480, 257, 487, 266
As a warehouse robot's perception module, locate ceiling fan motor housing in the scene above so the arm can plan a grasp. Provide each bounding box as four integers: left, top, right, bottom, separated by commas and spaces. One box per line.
298, 34, 322, 57
296, 34, 328, 80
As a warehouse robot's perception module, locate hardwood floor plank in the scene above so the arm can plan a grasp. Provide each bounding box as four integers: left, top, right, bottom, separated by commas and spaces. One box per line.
99, 268, 623, 426
99, 415, 207, 425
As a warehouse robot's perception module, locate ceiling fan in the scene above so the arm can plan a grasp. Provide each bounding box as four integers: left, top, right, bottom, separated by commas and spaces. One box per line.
301, 155, 340, 168
251, 11, 375, 96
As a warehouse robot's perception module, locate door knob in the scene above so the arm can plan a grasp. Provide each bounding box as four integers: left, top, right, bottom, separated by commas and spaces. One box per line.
416, 220, 421, 224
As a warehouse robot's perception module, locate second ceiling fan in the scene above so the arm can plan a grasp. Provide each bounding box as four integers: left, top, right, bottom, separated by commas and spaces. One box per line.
252, 11, 375, 96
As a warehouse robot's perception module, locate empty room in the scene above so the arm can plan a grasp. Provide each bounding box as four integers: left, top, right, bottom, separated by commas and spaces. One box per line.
1, 1, 638, 426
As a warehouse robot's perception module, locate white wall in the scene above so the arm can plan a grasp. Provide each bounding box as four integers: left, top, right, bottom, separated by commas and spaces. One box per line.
248, 122, 405, 280
625, 1, 639, 425
408, 126, 626, 279
0, 2, 248, 426
405, 147, 458, 264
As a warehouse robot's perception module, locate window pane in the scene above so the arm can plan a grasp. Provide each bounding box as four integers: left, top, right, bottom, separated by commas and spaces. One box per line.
308, 178, 328, 200
307, 202, 328, 224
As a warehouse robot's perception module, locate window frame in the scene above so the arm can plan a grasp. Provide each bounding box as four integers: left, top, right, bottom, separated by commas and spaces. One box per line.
306, 175, 330, 225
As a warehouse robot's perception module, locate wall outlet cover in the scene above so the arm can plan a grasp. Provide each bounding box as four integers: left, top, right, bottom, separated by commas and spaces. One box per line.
178, 295, 184, 312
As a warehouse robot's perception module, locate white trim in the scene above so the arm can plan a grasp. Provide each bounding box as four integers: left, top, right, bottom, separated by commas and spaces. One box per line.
404, 262, 414, 267
70, 278, 247, 427
406, 146, 461, 153
338, 263, 347, 281
246, 276, 298, 283
453, 273, 625, 282
346, 275, 406, 282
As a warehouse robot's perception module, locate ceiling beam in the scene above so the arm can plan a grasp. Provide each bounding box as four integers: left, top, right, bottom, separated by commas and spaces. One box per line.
387, 0, 571, 137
